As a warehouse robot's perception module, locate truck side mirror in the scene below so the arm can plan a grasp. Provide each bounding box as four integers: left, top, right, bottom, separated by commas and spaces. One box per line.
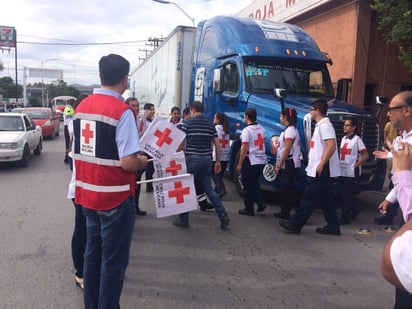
213, 69, 223, 94
273, 88, 287, 99
273, 88, 286, 110
376, 96, 388, 106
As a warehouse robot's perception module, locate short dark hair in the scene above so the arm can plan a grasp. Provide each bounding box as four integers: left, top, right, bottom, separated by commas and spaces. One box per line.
245, 108, 257, 122
125, 97, 138, 104
398, 91, 412, 106
99, 54, 130, 86
311, 99, 328, 116
171, 106, 181, 113
144, 103, 154, 110
182, 107, 190, 116
189, 101, 204, 113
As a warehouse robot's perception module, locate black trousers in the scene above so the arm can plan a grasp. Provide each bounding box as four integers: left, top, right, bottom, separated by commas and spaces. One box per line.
291, 164, 339, 230
241, 157, 264, 211
278, 159, 299, 215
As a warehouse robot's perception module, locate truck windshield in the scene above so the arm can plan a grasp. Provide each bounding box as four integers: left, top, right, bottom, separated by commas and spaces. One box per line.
244, 58, 334, 97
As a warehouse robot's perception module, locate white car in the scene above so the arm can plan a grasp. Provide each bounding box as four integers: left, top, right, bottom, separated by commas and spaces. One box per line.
0, 113, 43, 167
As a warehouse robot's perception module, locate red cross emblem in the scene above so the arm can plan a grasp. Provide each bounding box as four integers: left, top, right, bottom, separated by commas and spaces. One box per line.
254, 133, 264, 150
168, 181, 190, 204
219, 137, 229, 148
82, 123, 94, 144
155, 128, 173, 147
340, 143, 352, 160
310, 140, 315, 148
165, 160, 183, 176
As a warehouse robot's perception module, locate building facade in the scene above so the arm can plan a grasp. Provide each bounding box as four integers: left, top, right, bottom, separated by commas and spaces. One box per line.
237, 0, 412, 127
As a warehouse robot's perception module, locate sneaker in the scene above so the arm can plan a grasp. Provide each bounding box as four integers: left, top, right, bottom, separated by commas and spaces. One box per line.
173, 219, 189, 229
220, 215, 230, 229
75, 275, 84, 289
257, 203, 267, 213
274, 212, 291, 220
199, 200, 214, 211
315, 225, 341, 236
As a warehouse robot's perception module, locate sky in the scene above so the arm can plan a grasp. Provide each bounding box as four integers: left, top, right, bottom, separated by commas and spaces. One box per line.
0, 0, 252, 87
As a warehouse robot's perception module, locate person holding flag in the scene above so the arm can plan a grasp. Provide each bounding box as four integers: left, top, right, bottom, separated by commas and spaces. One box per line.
174, 101, 230, 229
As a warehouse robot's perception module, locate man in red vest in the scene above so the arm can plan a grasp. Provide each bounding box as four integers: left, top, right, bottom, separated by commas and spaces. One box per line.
73, 54, 148, 309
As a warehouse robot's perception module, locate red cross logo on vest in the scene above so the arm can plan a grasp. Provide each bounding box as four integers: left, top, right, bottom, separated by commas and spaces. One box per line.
82, 123, 94, 144
155, 128, 173, 147
340, 143, 352, 160
254, 133, 264, 150
168, 181, 190, 203
310, 140, 315, 148
165, 160, 183, 176
220, 137, 229, 148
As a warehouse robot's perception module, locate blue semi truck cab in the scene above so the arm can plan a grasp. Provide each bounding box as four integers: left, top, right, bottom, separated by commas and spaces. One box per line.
190, 16, 386, 194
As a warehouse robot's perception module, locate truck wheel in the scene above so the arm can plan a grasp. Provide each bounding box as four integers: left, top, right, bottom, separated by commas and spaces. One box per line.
19, 144, 30, 167
34, 139, 42, 156
233, 151, 245, 197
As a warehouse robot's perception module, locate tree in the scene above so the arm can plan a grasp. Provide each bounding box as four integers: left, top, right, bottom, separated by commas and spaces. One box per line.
371, 0, 412, 72
0, 76, 22, 99
47, 80, 80, 100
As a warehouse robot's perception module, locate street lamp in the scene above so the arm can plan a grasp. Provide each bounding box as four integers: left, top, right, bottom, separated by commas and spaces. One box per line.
41, 58, 58, 107
152, 0, 195, 27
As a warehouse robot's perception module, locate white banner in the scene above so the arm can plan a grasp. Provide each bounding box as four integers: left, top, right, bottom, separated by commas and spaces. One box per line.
153, 151, 187, 179
153, 173, 197, 218
28, 67, 63, 79
140, 116, 185, 161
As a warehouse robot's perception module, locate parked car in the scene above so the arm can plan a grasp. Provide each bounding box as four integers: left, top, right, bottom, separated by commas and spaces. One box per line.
12, 107, 60, 139
0, 113, 43, 167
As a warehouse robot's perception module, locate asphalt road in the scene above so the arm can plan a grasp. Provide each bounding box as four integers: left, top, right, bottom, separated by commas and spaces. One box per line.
0, 127, 398, 308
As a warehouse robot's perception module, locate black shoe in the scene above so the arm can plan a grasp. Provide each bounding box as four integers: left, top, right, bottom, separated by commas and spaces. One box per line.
316, 225, 341, 236
218, 190, 227, 199
146, 184, 153, 192
279, 219, 300, 234
173, 219, 189, 229
374, 216, 393, 225
136, 209, 147, 216
220, 215, 230, 230
199, 200, 214, 211
274, 212, 291, 220
257, 203, 267, 213
64, 156, 69, 164
238, 208, 255, 216
339, 218, 351, 225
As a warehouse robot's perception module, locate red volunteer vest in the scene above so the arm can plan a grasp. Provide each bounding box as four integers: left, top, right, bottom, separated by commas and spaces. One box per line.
73, 94, 136, 210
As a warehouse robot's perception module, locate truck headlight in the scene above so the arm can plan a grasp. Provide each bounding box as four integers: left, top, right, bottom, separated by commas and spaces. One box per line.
269, 136, 279, 155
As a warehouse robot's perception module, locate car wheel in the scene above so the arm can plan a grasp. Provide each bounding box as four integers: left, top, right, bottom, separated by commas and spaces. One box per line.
233, 151, 244, 197
34, 139, 42, 156
19, 144, 30, 167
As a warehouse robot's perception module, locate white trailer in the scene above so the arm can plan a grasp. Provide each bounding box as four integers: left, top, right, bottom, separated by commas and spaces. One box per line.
129, 26, 196, 118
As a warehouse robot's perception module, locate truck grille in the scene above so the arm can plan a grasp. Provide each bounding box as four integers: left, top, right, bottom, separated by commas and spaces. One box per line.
304, 112, 382, 186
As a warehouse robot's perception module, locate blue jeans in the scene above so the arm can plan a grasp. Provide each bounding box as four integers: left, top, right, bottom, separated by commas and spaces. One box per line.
82, 197, 136, 309
179, 155, 227, 224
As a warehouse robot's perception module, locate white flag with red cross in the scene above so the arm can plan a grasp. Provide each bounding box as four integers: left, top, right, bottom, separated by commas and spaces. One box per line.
153, 173, 197, 218
140, 117, 185, 161
153, 151, 187, 179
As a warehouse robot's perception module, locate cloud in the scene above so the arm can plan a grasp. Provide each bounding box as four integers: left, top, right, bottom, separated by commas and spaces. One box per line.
0, 0, 251, 86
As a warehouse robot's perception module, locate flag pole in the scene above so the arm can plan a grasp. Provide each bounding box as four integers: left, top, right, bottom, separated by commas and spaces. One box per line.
136, 173, 191, 185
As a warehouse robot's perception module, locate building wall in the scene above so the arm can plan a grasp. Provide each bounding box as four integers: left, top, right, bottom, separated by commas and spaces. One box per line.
237, 0, 412, 118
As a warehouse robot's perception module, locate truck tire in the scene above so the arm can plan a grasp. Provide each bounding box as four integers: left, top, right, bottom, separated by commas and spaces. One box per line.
34, 139, 42, 156
233, 151, 245, 197
19, 144, 30, 167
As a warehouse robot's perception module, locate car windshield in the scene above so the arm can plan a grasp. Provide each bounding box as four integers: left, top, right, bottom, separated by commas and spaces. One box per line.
244, 57, 334, 97
25, 110, 49, 119
0, 116, 24, 131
